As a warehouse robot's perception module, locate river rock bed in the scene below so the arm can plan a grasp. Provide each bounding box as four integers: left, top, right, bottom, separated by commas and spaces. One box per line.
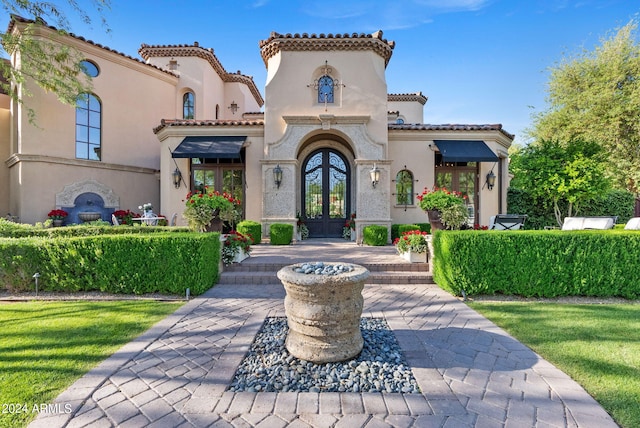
292, 262, 355, 276
228, 317, 421, 393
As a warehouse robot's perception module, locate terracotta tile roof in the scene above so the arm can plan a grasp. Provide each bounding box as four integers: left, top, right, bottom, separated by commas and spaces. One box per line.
153, 119, 264, 134
389, 123, 515, 140
139, 43, 264, 107
7, 15, 175, 77
388, 92, 428, 105
259, 30, 395, 68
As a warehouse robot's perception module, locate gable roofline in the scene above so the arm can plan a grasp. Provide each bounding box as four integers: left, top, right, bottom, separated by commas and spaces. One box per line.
388, 92, 428, 105
6, 15, 175, 78
153, 118, 265, 134
389, 123, 515, 140
259, 30, 395, 68
139, 43, 264, 107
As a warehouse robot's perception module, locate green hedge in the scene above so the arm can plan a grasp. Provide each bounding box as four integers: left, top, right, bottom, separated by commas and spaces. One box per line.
432, 230, 640, 299
363, 225, 388, 246
270, 223, 293, 245
237, 220, 262, 244
0, 219, 190, 238
507, 188, 635, 229
391, 223, 431, 240
0, 232, 219, 295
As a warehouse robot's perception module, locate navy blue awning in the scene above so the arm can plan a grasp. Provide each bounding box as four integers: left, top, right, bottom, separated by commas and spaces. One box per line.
433, 140, 498, 162
171, 136, 246, 158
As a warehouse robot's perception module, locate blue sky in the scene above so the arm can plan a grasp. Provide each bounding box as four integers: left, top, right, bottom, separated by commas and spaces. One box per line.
2, 0, 639, 145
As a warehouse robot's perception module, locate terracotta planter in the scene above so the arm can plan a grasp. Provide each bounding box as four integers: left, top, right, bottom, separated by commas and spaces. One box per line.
205, 208, 222, 232
426, 210, 444, 231
277, 263, 370, 363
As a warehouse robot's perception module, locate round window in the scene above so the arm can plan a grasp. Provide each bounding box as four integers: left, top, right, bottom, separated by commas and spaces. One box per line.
80, 60, 99, 77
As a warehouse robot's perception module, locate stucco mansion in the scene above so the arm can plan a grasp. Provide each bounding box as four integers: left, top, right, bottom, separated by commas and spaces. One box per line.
0, 15, 513, 239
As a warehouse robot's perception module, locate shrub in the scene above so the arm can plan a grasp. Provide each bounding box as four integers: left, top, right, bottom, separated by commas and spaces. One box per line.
363, 225, 388, 246
237, 220, 262, 244
392, 224, 420, 241
432, 230, 640, 299
270, 223, 293, 245
0, 232, 219, 295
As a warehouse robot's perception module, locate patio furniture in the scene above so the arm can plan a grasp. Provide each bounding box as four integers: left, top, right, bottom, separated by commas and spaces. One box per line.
489, 214, 528, 230
624, 217, 640, 230
170, 212, 178, 226
561, 216, 617, 230
111, 214, 119, 226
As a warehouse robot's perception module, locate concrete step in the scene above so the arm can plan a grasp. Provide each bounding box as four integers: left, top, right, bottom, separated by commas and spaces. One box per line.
218, 261, 433, 285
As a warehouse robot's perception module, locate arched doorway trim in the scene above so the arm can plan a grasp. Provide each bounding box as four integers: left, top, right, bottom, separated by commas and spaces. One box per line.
301, 148, 351, 238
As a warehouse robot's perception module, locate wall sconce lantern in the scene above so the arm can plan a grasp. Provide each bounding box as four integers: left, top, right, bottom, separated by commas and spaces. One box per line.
228, 101, 238, 115
370, 163, 380, 188
273, 164, 283, 189
172, 167, 182, 189
486, 170, 496, 191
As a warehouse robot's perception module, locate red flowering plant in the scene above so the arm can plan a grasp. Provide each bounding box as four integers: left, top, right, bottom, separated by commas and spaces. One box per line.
113, 209, 137, 225
417, 187, 469, 229
221, 230, 252, 265
342, 212, 356, 239
393, 229, 430, 254
47, 209, 68, 220
183, 187, 240, 232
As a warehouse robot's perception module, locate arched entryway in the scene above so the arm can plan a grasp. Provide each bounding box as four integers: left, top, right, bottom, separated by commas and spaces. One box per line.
301, 148, 351, 238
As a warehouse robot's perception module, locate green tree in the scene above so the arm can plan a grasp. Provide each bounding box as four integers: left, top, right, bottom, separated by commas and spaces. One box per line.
528, 19, 640, 196
510, 140, 610, 226
1, 0, 110, 123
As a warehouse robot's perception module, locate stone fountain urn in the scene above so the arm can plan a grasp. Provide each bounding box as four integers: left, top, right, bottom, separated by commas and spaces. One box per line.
277, 262, 370, 363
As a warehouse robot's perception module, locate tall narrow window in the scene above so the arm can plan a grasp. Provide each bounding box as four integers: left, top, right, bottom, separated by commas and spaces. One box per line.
317, 75, 334, 103
76, 93, 101, 160
395, 170, 414, 206
183, 92, 195, 119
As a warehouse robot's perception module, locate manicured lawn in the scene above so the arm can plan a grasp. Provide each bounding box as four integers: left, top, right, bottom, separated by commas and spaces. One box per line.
468, 302, 640, 428
0, 300, 183, 428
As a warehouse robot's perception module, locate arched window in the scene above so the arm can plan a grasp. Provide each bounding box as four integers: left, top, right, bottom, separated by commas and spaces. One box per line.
317, 75, 334, 103
76, 93, 101, 160
395, 170, 414, 206
79, 60, 99, 77
215, 104, 220, 119
183, 92, 195, 119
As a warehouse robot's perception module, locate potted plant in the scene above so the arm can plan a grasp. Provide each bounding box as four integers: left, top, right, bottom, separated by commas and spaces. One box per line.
183, 187, 240, 232
221, 230, 252, 265
296, 212, 309, 241
416, 187, 468, 230
393, 229, 430, 263
113, 209, 136, 225
342, 212, 356, 240
47, 209, 68, 226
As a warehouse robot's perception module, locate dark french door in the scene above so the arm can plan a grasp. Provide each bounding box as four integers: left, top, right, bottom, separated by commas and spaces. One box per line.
302, 149, 350, 238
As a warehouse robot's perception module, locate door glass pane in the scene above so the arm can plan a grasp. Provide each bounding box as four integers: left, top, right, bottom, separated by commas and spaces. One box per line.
459, 171, 476, 225
304, 152, 323, 219
193, 170, 215, 193
223, 169, 243, 202
328, 152, 346, 218
435, 172, 453, 189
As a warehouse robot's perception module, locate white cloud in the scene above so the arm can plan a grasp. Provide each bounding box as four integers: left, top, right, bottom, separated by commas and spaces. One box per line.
300, 0, 494, 31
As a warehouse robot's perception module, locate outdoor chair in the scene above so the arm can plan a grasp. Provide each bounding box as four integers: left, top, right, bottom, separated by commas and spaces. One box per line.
561, 216, 617, 230
489, 214, 527, 230
624, 217, 640, 230
170, 212, 178, 226
111, 214, 119, 226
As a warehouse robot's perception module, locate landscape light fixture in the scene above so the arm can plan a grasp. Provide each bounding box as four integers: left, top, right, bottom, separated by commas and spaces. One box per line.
273, 164, 283, 189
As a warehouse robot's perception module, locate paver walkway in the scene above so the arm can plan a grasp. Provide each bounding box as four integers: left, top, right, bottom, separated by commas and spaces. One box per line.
29, 240, 618, 427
